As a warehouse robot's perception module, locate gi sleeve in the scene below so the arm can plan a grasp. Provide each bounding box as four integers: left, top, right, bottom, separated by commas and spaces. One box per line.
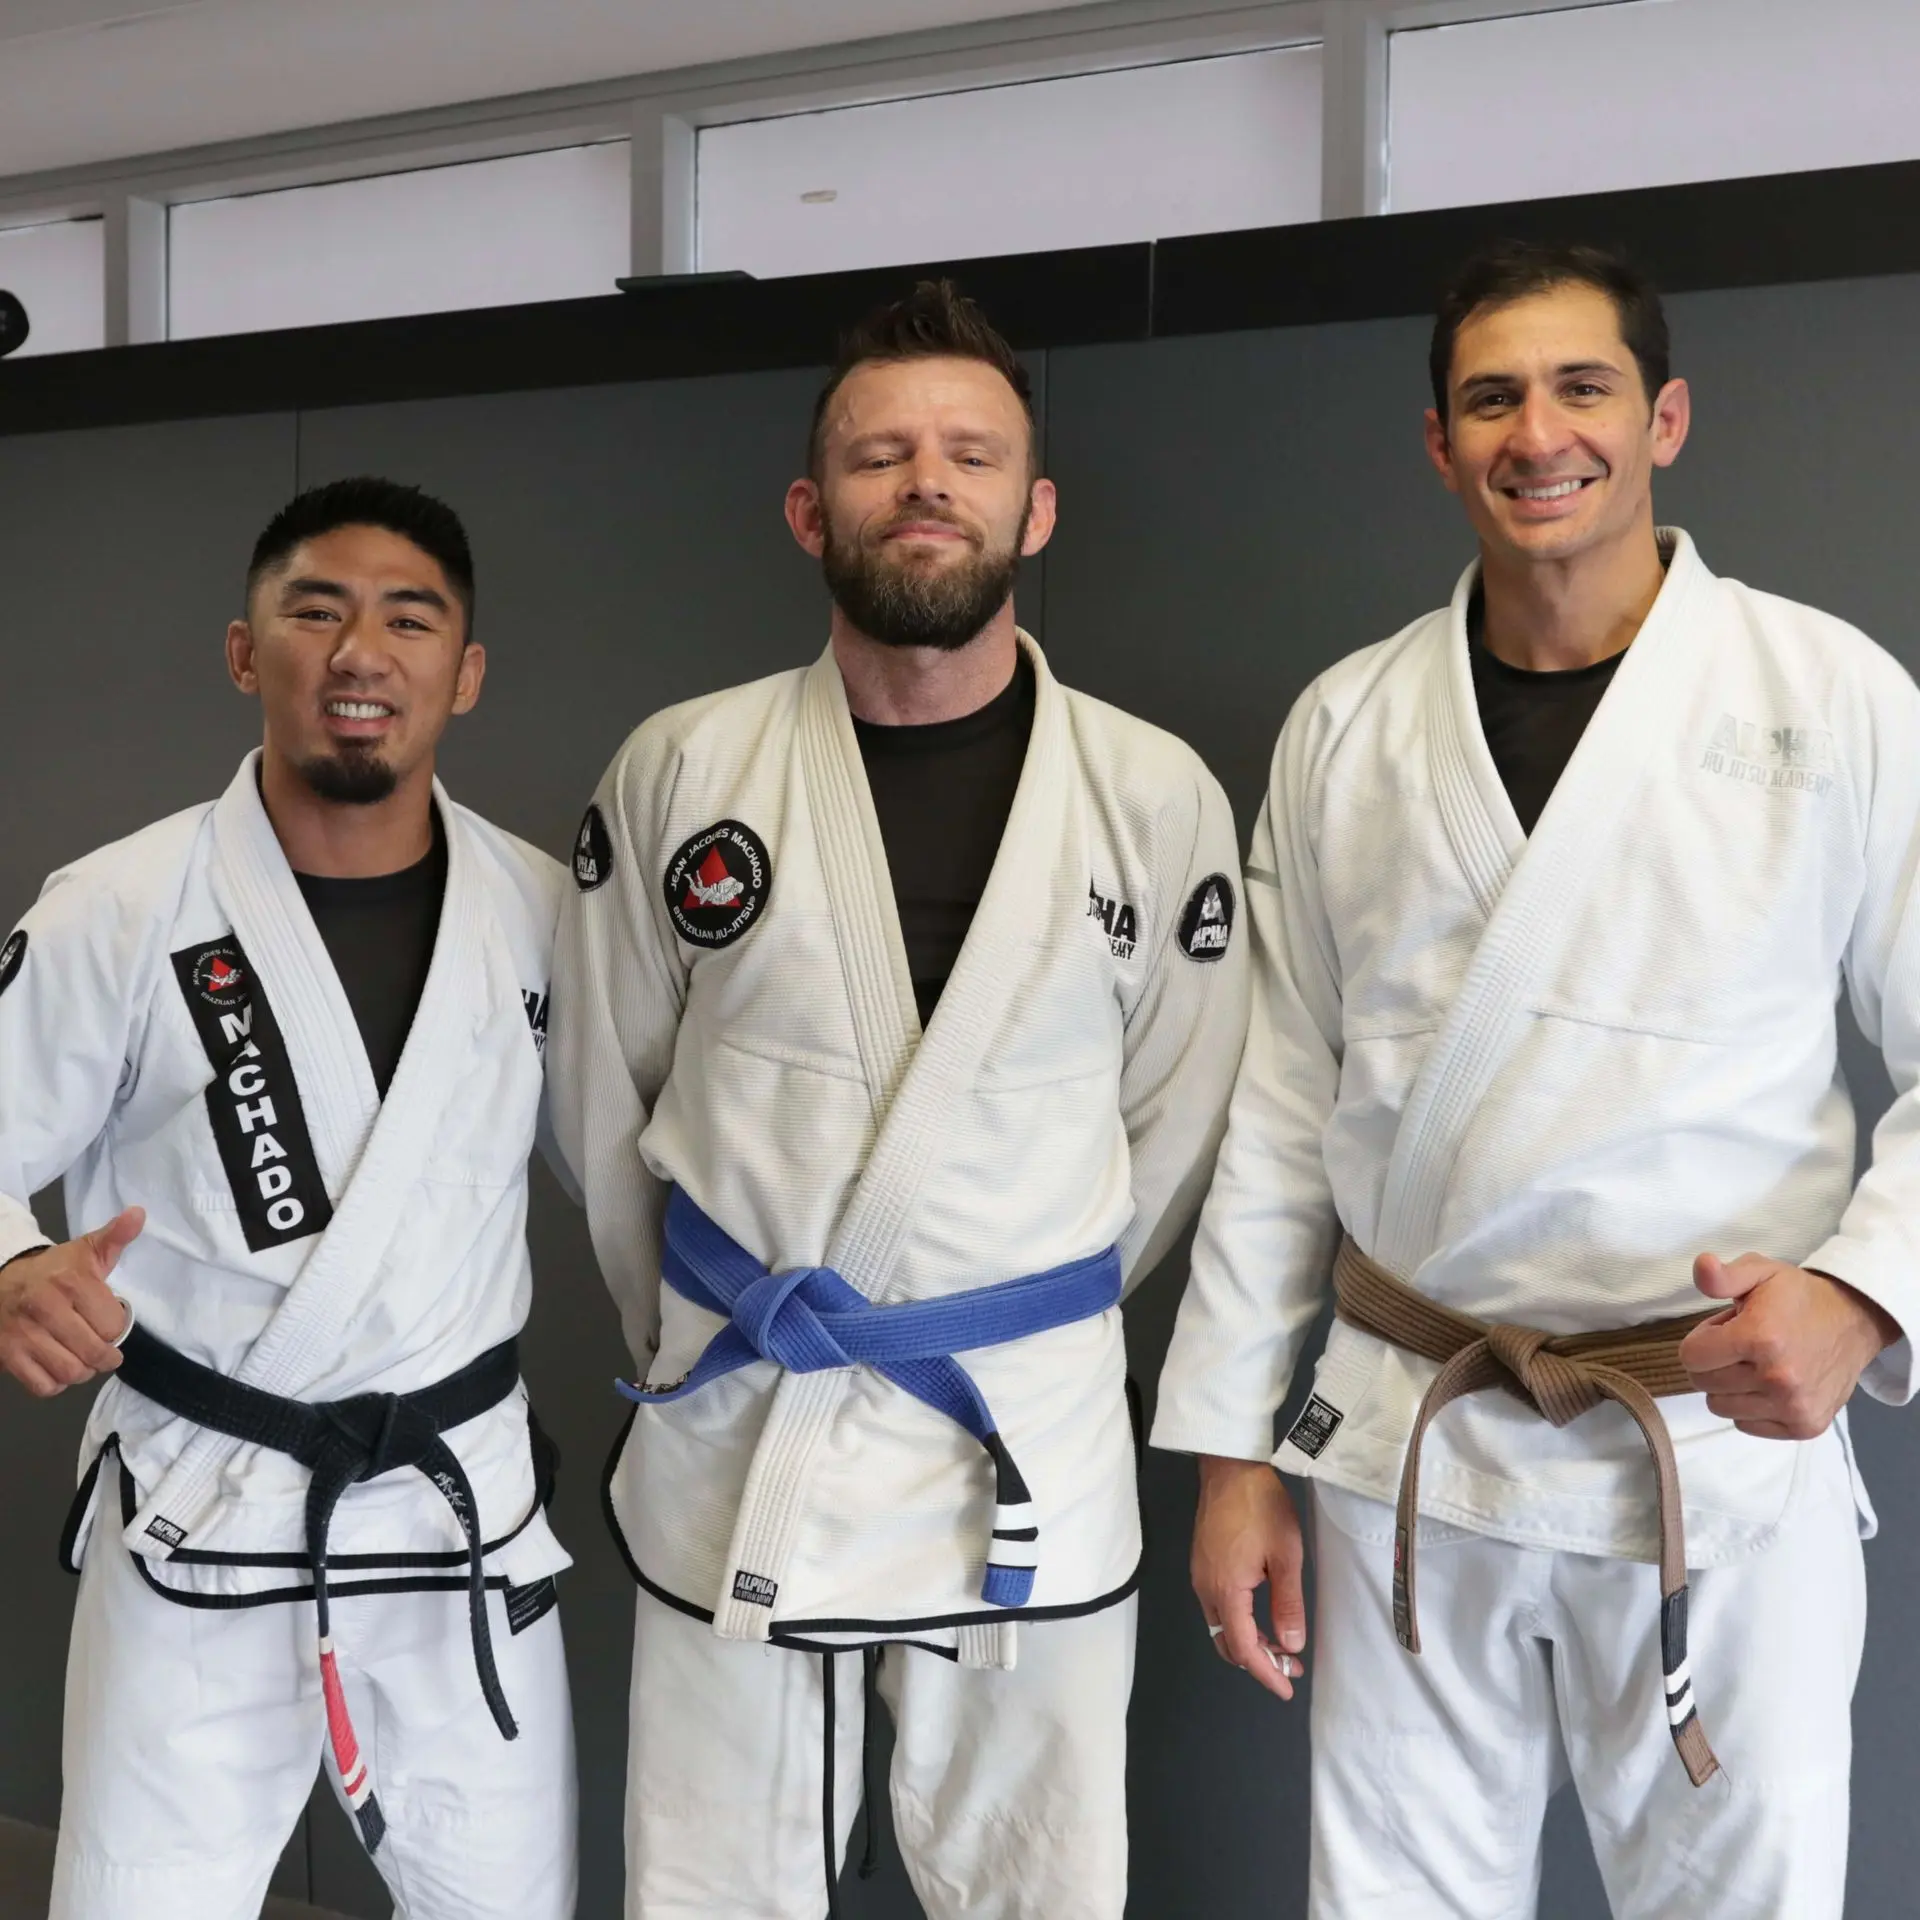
547, 745, 689, 1369
1114, 762, 1251, 1294
0, 865, 150, 1269
1150, 701, 1346, 1462
1807, 657, 1920, 1404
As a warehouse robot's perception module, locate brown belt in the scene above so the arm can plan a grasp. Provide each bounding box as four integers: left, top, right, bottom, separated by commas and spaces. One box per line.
1332, 1235, 1722, 1788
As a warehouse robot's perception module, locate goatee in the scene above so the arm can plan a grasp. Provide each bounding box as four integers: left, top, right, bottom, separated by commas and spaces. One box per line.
822, 510, 1023, 652
297, 745, 399, 805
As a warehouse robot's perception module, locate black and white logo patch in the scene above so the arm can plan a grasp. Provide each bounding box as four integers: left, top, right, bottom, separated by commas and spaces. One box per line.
505, 1575, 559, 1636
522, 988, 549, 1057
731, 1569, 778, 1609
145, 1515, 187, 1549
1177, 873, 1236, 963
573, 804, 614, 893
171, 935, 333, 1254
0, 928, 25, 997
1087, 883, 1138, 960
1284, 1394, 1345, 1460
663, 820, 772, 950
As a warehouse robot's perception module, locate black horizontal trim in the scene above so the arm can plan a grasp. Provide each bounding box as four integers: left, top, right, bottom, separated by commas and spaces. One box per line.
4, 156, 1920, 439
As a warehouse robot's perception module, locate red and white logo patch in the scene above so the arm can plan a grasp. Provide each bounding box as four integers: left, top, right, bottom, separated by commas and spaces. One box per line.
190, 945, 248, 1004
662, 820, 772, 950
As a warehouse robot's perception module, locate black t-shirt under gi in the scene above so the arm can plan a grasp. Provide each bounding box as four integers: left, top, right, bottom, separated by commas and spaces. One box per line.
1468, 591, 1626, 835
292, 813, 447, 1097
851, 653, 1036, 1027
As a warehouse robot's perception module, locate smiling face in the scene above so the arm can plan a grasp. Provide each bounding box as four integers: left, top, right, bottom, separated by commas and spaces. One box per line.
1425, 281, 1689, 569
786, 353, 1055, 650
226, 523, 483, 805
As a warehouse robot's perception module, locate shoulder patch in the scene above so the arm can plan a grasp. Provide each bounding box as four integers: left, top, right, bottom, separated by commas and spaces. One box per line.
1177, 873, 1236, 963
0, 928, 24, 997
573, 805, 614, 892
663, 820, 772, 951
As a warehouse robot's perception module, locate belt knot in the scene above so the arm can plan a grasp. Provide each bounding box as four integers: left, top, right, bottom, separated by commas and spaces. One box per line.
1483, 1323, 1603, 1428
731, 1264, 861, 1374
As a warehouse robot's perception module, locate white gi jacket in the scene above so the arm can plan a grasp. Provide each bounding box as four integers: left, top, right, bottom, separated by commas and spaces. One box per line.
1154, 531, 1920, 1567
0, 756, 572, 1600
551, 634, 1249, 1648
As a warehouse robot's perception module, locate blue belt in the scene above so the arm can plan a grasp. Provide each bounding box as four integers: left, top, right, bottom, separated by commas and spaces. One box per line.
617, 1186, 1123, 1608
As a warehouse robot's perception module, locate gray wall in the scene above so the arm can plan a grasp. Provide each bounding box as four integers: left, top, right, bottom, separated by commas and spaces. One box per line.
4, 270, 1920, 1917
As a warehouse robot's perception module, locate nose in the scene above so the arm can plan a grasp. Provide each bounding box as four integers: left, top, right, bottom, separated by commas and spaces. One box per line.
898, 452, 952, 504
1506, 387, 1575, 464
328, 609, 388, 676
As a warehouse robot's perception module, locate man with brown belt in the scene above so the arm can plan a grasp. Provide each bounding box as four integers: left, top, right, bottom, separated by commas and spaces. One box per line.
1152, 240, 1920, 1917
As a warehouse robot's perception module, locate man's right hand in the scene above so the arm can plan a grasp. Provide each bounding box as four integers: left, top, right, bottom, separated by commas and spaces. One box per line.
0, 1207, 143, 1397
1191, 1453, 1308, 1701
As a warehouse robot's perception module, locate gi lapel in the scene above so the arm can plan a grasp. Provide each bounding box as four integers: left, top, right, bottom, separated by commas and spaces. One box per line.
129, 755, 492, 1554
712, 633, 1082, 1644
1372, 533, 1708, 1278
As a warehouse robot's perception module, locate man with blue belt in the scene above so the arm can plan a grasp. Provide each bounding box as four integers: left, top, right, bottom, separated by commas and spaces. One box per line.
550, 280, 1249, 1919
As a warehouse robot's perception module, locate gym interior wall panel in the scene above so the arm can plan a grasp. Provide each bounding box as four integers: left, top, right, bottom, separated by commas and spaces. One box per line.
0, 411, 298, 1829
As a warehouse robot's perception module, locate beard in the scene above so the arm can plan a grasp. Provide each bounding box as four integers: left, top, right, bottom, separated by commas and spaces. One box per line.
296, 742, 399, 805
821, 506, 1025, 652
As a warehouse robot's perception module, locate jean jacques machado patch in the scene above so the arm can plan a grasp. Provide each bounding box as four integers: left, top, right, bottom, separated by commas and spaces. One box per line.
662, 820, 772, 950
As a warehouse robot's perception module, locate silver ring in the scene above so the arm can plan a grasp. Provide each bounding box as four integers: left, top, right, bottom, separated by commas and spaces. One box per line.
110, 1294, 135, 1348
1207, 1621, 1226, 1639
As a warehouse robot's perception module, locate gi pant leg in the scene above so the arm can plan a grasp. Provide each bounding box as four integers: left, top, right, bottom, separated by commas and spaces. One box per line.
51, 1519, 578, 1920
1306, 1435, 1863, 1920
624, 1585, 1134, 1920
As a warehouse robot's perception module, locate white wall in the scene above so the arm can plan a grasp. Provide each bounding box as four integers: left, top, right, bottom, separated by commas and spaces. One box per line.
1390, 0, 1920, 212
697, 45, 1324, 279
167, 141, 631, 341
0, 218, 104, 357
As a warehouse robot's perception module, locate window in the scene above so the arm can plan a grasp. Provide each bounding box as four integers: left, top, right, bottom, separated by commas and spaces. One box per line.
166, 141, 631, 341
1389, 0, 1920, 213
697, 46, 1323, 279
0, 217, 105, 357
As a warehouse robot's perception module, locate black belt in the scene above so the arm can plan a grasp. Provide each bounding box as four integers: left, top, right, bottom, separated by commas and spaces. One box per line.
116, 1326, 526, 1850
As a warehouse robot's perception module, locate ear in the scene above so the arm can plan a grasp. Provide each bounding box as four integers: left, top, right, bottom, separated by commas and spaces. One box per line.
1649, 376, 1691, 470
785, 478, 827, 558
1423, 408, 1460, 493
451, 640, 487, 717
1020, 477, 1058, 557
226, 618, 260, 696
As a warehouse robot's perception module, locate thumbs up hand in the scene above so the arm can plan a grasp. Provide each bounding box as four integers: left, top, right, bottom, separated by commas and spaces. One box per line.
0, 1207, 144, 1397
1678, 1250, 1899, 1440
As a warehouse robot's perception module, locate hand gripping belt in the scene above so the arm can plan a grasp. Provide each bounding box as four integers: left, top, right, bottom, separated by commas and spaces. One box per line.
1332, 1236, 1724, 1788
115, 1325, 526, 1852
619, 1187, 1124, 1609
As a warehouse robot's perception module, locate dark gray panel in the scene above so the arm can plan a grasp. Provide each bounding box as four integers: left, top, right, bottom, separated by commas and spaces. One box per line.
294, 362, 1049, 1920
0, 412, 311, 1893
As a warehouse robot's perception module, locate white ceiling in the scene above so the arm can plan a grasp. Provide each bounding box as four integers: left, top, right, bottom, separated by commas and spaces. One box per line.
0, 0, 1114, 182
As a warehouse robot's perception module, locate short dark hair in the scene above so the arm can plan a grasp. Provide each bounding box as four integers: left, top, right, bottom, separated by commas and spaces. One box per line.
1429, 240, 1671, 420
807, 279, 1035, 476
246, 476, 475, 630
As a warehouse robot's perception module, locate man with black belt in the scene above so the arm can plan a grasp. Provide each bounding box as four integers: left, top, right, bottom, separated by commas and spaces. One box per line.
1155, 242, 1920, 1915
0, 478, 577, 1919
551, 281, 1248, 1918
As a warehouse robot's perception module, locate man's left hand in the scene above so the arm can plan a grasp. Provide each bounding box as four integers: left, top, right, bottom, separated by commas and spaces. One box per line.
1680, 1253, 1901, 1439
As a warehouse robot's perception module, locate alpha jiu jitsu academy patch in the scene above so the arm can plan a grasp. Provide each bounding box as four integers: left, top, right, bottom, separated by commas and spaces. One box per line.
0, 928, 24, 997
663, 819, 772, 950
1284, 1394, 1344, 1460
171, 936, 333, 1253
1178, 873, 1236, 962
573, 804, 614, 892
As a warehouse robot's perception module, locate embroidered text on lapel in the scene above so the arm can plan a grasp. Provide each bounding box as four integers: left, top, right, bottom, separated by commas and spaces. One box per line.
172, 935, 334, 1252
573, 805, 614, 892
0, 928, 24, 997
663, 820, 772, 950
1178, 874, 1236, 962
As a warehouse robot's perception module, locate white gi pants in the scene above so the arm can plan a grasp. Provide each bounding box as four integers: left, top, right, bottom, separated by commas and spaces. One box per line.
1306, 1435, 1864, 1919
625, 1586, 1136, 1919
50, 1520, 579, 1920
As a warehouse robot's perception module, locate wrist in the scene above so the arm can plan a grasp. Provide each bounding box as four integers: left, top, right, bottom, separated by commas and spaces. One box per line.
1198, 1453, 1277, 1491
1809, 1268, 1902, 1356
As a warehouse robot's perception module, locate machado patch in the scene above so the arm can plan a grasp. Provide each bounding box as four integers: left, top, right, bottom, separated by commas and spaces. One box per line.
171, 936, 333, 1253
1177, 873, 1236, 962
573, 805, 614, 893
663, 820, 772, 951
0, 928, 24, 997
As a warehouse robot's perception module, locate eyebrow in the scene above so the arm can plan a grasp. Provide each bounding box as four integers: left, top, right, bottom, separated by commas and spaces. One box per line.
278, 576, 450, 614
1457, 358, 1625, 397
